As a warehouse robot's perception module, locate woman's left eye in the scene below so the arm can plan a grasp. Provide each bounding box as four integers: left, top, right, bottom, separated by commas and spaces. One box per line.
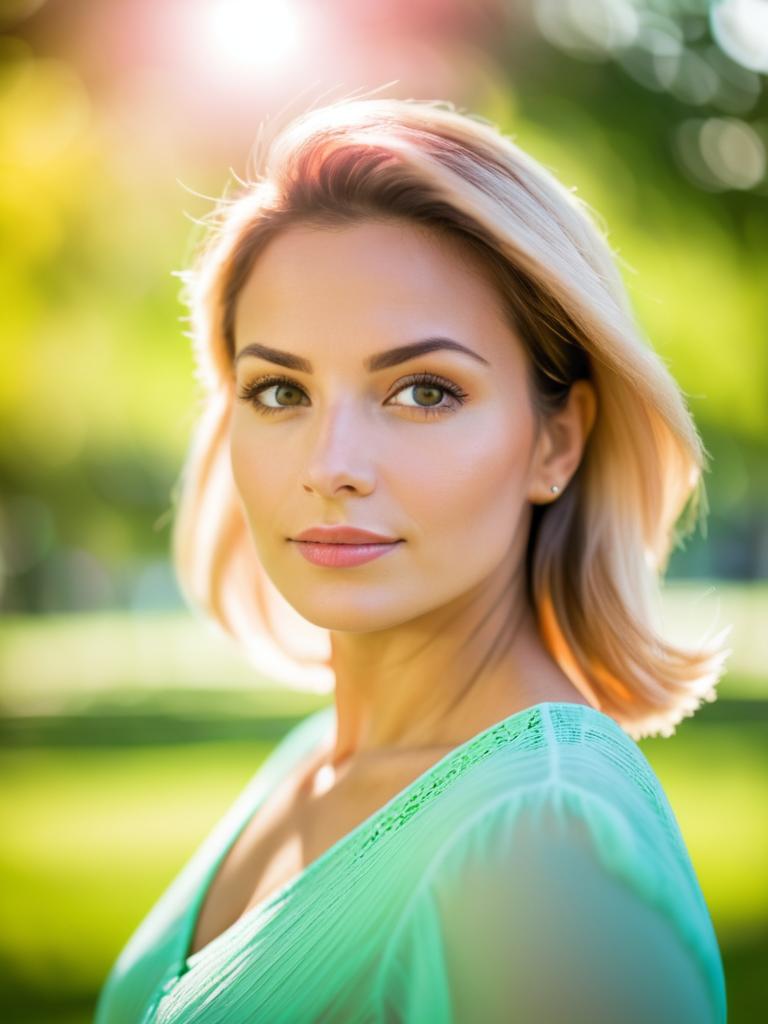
386, 373, 469, 415
236, 372, 469, 418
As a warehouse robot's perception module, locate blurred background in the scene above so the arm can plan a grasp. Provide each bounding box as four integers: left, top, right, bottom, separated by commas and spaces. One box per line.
1, 0, 766, 1021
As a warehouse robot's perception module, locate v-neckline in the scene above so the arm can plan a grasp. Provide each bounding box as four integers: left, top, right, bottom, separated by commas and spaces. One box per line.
174, 699, 598, 979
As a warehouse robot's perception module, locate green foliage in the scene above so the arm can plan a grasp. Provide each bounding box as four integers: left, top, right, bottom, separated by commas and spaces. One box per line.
2, 29, 767, 601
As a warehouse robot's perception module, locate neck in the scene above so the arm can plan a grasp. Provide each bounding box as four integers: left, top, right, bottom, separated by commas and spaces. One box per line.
321, 566, 584, 770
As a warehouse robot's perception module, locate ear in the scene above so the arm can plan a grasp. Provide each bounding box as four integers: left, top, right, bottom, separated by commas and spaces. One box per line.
526, 380, 597, 505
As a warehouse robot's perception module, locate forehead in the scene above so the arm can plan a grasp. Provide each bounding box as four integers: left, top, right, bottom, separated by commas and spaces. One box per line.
232, 218, 515, 356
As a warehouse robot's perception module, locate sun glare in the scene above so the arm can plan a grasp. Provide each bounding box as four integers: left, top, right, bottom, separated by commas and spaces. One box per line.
200, 0, 305, 76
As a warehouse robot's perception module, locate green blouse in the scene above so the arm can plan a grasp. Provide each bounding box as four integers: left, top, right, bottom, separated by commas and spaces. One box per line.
93, 701, 727, 1023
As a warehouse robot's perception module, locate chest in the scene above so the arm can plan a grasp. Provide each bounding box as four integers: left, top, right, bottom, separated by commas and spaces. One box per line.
187, 748, 452, 958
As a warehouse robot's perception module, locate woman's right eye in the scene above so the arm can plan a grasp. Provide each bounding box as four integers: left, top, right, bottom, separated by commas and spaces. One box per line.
236, 376, 308, 416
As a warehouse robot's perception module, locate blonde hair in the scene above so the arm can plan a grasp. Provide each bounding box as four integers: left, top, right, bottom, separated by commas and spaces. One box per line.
171, 97, 731, 740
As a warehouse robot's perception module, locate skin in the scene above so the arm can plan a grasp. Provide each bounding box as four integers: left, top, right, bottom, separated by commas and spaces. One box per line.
230, 217, 597, 795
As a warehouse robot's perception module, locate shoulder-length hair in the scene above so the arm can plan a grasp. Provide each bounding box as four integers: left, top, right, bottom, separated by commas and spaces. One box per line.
170, 97, 730, 740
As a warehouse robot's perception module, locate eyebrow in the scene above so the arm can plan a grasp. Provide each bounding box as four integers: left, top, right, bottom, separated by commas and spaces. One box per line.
233, 337, 491, 373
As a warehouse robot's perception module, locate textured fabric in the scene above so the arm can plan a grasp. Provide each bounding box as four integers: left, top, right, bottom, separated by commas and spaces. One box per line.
93, 701, 726, 1024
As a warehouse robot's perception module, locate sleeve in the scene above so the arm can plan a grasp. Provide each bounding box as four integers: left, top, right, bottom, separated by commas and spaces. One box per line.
373, 783, 726, 1024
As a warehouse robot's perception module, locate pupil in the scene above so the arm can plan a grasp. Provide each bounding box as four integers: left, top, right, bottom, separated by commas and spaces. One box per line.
417, 386, 441, 406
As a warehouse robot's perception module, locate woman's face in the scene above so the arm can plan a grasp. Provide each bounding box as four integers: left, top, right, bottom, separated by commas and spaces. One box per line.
230, 218, 546, 632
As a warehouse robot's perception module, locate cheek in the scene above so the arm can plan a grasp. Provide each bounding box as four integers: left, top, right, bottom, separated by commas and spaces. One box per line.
230, 417, 255, 496
396, 408, 533, 545
229, 415, 290, 517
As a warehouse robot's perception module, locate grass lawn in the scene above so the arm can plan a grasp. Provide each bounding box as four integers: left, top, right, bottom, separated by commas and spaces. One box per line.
1, 591, 766, 1022
1, 719, 766, 1023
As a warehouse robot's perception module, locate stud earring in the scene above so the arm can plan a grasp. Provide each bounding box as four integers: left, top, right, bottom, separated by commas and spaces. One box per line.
550, 484, 560, 495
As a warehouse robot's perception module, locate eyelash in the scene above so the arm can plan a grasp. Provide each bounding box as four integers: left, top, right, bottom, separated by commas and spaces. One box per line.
235, 371, 470, 419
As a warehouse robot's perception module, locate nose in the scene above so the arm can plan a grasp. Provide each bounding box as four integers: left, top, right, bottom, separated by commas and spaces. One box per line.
300, 399, 376, 498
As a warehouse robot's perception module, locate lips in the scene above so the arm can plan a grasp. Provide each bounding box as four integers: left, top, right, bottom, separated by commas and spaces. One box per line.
291, 525, 400, 545
292, 538, 402, 568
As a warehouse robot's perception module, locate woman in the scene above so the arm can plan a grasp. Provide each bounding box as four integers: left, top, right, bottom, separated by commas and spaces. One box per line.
94, 97, 730, 1023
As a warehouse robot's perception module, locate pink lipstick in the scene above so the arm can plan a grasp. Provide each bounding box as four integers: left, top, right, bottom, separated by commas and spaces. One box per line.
289, 524, 403, 568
